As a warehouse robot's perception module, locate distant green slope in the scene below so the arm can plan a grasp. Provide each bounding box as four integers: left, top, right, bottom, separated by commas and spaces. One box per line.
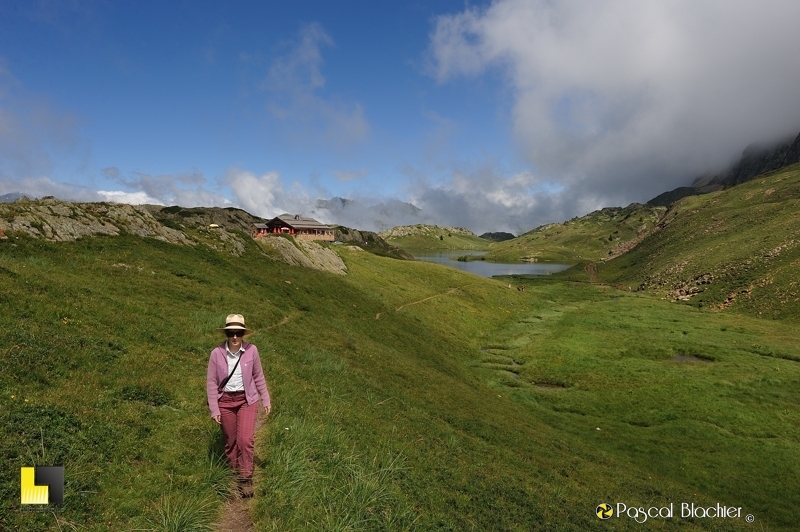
483, 203, 665, 262
379, 224, 489, 251
599, 163, 800, 320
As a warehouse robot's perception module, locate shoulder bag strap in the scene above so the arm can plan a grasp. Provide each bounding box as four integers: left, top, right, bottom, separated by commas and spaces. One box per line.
218, 350, 243, 393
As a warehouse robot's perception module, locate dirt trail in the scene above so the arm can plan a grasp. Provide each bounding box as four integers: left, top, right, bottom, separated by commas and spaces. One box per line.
214, 402, 271, 530
584, 262, 597, 283
395, 287, 462, 311
215, 498, 254, 532
265, 314, 292, 330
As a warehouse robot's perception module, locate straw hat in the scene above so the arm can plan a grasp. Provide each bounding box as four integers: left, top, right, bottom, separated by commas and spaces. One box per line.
217, 314, 254, 335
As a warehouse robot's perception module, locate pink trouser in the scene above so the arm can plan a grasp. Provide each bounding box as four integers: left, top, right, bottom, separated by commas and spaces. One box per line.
219, 391, 259, 478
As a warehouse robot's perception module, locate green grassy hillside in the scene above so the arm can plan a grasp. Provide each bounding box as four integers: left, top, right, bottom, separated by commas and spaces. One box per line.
379, 224, 489, 251
483, 203, 665, 262
1, 218, 799, 530
599, 163, 800, 320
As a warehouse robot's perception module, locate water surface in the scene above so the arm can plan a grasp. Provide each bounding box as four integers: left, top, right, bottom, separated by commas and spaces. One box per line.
410, 250, 573, 278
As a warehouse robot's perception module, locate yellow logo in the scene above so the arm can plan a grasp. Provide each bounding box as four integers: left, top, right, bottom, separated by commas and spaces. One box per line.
596, 503, 613, 519
21, 467, 64, 505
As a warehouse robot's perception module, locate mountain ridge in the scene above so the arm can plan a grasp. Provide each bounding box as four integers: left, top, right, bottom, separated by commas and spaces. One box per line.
648, 131, 800, 207
599, 163, 800, 319
378, 224, 489, 251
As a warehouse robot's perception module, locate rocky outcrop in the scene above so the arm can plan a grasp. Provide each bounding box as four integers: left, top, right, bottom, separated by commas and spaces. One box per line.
143, 205, 268, 257
255, 236, 347, 275
334, 226, 414, 260
0, 197, 357, 274
378, 224, 476, 239
0, 197, 192, 244
144, 205, 265, 234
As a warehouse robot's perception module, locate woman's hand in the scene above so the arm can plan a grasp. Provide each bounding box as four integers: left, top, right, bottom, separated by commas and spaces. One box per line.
264, 405, 271, 416
213, 415, 221, 425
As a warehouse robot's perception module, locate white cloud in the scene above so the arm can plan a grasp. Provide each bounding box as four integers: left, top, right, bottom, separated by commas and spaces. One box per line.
407, 165, 571, 235
265, 23, 333, 93
103, 167, 234, 207
429, 0, 800, 205
221, 165, 556, 235
0, 175, 102, 202
0, 59, 85, 181
262, 23, 369, 150
96, 190, 164, 205
224, 168, 318, 219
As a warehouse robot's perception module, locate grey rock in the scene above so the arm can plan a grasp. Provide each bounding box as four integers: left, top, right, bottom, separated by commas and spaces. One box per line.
0, 198, 193, 245
255, 237, 347, 275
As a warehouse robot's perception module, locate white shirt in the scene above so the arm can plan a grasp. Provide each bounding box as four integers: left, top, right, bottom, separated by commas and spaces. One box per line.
224, 344, 245, 392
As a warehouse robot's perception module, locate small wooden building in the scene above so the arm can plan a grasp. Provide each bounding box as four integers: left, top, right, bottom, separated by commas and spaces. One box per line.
252, 223, 270, 238
252, 215, 334, 241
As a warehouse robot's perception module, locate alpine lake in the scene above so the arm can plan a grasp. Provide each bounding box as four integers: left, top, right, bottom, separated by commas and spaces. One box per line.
409, 250, 573, 278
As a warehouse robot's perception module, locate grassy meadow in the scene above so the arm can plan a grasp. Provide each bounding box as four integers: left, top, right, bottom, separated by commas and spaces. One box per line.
1, 224, 799, 530
599, 163, 800, 320
479, 203, 666, 263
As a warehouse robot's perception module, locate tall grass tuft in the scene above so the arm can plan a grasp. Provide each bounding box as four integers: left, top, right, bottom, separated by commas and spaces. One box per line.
257, 408, 417, 531
204, 453, 236, 499
147, 492, 217, 532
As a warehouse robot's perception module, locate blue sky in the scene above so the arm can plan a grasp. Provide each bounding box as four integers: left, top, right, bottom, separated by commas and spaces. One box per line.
2, 1, 800, 233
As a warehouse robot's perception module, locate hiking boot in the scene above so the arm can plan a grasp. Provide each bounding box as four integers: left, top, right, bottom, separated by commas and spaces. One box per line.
238, 478, 254, 498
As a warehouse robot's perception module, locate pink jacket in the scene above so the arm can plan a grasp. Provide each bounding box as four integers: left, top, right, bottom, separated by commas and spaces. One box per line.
206, 341, 271, 418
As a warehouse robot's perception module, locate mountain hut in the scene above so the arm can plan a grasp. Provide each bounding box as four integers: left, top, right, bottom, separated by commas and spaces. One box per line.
252, 215, 334, 241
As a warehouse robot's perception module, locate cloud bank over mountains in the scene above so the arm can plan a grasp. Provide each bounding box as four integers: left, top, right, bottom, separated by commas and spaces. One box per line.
428, 0, 800, 207
0, 168, 577, 235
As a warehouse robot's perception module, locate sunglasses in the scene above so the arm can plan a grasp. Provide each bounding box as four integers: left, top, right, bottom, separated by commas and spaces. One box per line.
225, 330, 245, 338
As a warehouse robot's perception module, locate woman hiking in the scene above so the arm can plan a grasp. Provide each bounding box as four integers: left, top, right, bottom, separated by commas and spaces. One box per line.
206, 314, 271, 497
